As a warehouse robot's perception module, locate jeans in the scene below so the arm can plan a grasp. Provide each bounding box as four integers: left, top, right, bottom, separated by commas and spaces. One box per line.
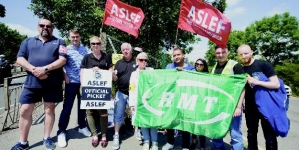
166, 129, 190, 148
114, 90, 129, 125
245, 111, 277, 150
57, 83, 86, 135
213, 115, 243, 150
141, 128, 158, 143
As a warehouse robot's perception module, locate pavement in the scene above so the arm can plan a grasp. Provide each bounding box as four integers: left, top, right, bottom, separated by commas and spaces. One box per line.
0, 95, 299, 150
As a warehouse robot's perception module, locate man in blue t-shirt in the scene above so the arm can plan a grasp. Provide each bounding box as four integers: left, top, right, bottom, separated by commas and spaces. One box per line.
56, 29, 91, 148
162, 47, 194, 150
11, 19, 67, 150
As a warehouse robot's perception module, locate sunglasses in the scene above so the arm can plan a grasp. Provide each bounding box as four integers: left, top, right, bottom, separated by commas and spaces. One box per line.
138, 59, 148, 62
38, 24, 52, 29
90, 42, 101, 45
195, 63, 204, 67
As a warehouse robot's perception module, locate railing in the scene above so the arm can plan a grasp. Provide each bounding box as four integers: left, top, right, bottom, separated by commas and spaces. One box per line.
0, 74, 44, 132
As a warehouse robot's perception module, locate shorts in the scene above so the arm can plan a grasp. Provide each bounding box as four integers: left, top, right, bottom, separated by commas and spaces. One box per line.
19, 87, 63, 104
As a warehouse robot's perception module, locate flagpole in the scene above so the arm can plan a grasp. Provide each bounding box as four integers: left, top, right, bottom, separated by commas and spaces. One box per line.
174, 27, 179, 48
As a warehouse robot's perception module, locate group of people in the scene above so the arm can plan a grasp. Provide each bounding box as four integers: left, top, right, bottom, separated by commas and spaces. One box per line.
11, 18, 281, 150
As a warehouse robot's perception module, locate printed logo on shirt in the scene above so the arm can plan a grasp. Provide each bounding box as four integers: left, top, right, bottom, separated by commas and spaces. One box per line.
59, 45, 68, 54
129, 83, 136, 91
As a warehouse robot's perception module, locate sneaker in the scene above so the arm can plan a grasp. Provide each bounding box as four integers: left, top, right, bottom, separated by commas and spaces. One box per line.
43, 137, 56, 150
112, 135, 120, 149
143, 142, 150, 150
78, 127, 91, 137
11, 142, 29, 150
182, 149, 189, 150
162, 143, 174, 150
151, 142, 159, 150
57, 132, 67, 148
135, 129, 142, 141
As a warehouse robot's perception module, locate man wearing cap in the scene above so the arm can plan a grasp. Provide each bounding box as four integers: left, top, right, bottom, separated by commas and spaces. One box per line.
210, 46, 245, 150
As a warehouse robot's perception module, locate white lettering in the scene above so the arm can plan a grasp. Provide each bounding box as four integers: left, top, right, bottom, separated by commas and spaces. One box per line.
110, 4, 118, 16
119, 8, 126, 18
201, 13, 209, 29
216, 19, 225, 34
196, 10, 205, 24
177, 93, 198, 110
208, 16, 218, 32
187, 6, 196, 21
203, 96, 218, 113
158, 92, 174, 107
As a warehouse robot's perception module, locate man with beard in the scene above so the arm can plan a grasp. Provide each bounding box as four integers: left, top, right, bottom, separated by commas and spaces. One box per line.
162, 47, 194, 150
211, 46, 245, 150
56, 29, 91, 148
237, 44, 279, 150
11, 19, 67, 150
112, 42, 137, 150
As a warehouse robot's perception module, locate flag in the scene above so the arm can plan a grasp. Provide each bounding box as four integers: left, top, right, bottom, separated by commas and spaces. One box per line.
103, 0, 145, 38
134, 69, 246, 139
178, 0, 231, 47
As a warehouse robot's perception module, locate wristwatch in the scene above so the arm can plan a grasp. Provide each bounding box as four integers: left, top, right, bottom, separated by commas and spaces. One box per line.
44, 67, 49, 72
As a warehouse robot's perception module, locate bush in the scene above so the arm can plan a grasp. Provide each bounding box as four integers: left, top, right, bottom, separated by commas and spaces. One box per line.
275, 62, 299, 96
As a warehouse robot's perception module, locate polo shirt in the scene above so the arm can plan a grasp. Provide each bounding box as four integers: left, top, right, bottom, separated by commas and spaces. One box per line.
17, 36, 67, 88
165, 61, 195, 70
64, 44, 90, 83
80, 52, 113, 70
114, 57, 137, 95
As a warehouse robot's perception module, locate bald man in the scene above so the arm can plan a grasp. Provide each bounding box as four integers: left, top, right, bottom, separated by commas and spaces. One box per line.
237, 44, 280, 150
11, 19, 67, 150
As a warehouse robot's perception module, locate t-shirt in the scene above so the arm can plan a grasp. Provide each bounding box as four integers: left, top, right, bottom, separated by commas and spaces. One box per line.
213, 61, 245, 75
17, 36, 67, 88
165, 62, 194, 70
114, 57, 137, 95
64, 44, 90, 83
80, 52, 113, 70
243, 59, 276, 112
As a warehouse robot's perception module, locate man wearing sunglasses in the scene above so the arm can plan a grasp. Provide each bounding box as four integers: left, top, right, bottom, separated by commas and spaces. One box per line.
211, 45, 245, 150
162, 47, 194, 150
56, 29, 91, 148
11, 19, 67, 150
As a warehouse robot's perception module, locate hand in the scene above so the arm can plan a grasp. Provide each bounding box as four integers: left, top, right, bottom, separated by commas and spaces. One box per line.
246, 77, 258, 85
32, 67, 46, 77
38, 74, 48, 80
176, 67, 183, 71
130, 106, 135, 112
92, 66, 100, 72
233, 107, 242, 117
64, 74, 69, 84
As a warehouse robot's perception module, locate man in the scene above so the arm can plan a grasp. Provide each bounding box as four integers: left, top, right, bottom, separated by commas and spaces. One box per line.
112, 42, 137, 150
11, 19, 67, 150
211, 46, 245, 150
56, 29, 91, 148
162, 47, 194, 150
237, 44, 279, 150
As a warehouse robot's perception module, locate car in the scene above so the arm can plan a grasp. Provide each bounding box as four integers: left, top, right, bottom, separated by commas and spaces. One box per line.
284, 84, 292, 98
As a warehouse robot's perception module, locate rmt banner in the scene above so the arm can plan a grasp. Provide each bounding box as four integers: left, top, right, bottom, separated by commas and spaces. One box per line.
81, 69, 113, 109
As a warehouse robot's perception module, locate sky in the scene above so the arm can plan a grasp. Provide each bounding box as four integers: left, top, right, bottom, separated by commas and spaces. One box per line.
1, 0, 299, 62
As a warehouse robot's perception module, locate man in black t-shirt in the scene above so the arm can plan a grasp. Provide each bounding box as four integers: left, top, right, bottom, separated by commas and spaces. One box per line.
237, 44, 280, 150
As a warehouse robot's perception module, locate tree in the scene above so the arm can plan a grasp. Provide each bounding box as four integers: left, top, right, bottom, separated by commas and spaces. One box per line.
245, 12, 299, 66
29, 0, 226, 68
0, 23, 27, 62
205, 30, 247, 66
275, 62, 299, 95
0, 4, 5, 17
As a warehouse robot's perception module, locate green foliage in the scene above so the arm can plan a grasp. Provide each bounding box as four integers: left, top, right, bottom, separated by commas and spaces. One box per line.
0, 4, 5, 17
275, 62, 299, 96
0, 23, 27, 62
245, 12, 299, 66
29, 0, 226, 68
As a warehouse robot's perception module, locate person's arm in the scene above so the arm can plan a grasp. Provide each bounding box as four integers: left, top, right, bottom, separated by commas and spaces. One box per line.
247, 75, 280, 89
16, 57, 35, 73
129, 72, 137, 111
234, 88, 245, 117
80, 68, 84, 84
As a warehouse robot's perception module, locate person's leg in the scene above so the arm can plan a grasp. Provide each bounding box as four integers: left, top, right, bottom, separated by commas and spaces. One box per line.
19, 104, 35, 142
245, 111, 259, 150
76, 84, 87, 129
86, 109, 100, 147
141, 128, 150, 143
44, 102, 56, 138
230, 115, 243, 150
113, 91, 129, 135
199, 136, 206, 149
190, 134, 198, 150
99, 109, 108, 147
181, 131, 190, 149
162, 129, 175, 150
57, 83, 77, 134
150, 128, 158, 142
212, 139, 225, 150
260, 113, 278, 150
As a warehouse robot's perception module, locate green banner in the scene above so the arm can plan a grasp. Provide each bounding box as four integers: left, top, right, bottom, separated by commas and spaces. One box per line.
133, 69, 246, 139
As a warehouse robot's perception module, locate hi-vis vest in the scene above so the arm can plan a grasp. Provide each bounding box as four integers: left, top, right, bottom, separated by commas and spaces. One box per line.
211, 60, 238, 75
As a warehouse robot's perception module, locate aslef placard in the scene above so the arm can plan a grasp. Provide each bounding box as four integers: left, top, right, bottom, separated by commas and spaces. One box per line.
81, 69, 113, 109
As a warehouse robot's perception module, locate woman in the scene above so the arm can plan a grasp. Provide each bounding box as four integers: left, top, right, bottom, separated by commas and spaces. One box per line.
129, 52, 158, 150
80, 36, 113, 148
190, 58, 209, 150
